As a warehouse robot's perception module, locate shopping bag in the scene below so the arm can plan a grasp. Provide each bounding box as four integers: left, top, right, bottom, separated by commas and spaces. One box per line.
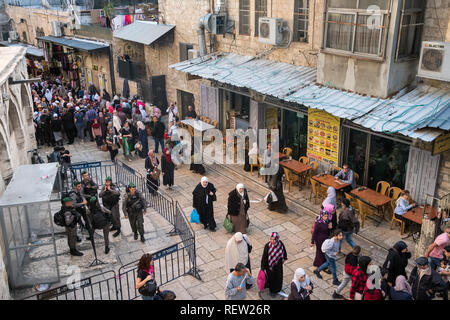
223, 214, 234, 233
257, 269, 267, 292
190, 208, 200, 224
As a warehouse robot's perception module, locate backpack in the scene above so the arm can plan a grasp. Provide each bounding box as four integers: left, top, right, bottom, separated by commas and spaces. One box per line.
54, 209, 67, 227
91, 207, 108, 229
321, 238, 334, 253
102, 190, 120, 207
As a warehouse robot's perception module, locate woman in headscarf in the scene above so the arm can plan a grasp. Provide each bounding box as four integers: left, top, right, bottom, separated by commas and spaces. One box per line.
161, 147, 175, 189
113, 110, 122, 135
227, 183, 250, 234
192, 177, 217, 231
225, 232, 252, 272
145, 150, 160, 194
92, 118, 103, 149
288, 268, 313, 300
120, 120, 133, 162
137, 121, 149, 159
138, 103, 148, 122
382, 240, 412, 287
349, 256, 372, 300
261, 232, 288, 296
106, 101, 114, 114
98, 111, 107, 141
311, 209, 332, 268
45, 88, 53, 102
390, 275, 413, 300
267, 162, 288, 213
152, 106, 161, 119
322, 187, 337, 230
243, 139, 251, 172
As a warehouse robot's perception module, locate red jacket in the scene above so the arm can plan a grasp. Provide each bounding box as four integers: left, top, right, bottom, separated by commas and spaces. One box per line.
363, 284, 383, 300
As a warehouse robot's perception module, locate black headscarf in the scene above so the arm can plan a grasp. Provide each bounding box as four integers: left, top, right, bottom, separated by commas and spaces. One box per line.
358, 256, 372, 274
393, 241, 407, 253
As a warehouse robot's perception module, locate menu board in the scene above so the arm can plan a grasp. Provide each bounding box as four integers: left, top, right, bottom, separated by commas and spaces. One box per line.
307, 109, 340, 165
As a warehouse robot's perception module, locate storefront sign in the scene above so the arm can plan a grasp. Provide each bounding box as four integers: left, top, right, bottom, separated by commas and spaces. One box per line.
265, 107, 278, 130
307, 109, 340, 165
432, 132, 450, 156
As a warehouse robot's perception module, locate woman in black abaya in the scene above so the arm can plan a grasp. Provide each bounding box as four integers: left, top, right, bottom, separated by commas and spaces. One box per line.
192, 177, 217, 231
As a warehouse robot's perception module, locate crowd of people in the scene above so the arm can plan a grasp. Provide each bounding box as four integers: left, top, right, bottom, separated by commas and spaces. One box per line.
32, 77, 449, 301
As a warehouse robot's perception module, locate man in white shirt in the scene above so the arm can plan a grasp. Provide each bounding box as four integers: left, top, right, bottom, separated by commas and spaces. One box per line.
166, 102, 178, 124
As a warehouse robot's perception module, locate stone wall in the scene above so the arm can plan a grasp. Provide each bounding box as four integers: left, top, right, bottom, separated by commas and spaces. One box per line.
436, 149, 450, 198
0, 47, 35, 300
423, 0, 450, 42
5, 5, 74, 46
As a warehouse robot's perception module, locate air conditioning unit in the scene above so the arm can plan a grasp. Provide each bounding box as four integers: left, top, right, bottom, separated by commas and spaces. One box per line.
188, 49, 198, 60
258, 17, 284, 45
8, 31, 18, 41
51, 21, 62, 37
418, 41, 450, 82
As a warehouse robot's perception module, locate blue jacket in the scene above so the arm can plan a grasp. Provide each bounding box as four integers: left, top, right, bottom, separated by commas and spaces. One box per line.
390, 287, 413, 300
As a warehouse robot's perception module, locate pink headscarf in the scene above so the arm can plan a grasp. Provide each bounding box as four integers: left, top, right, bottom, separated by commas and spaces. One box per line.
323, 204, 335, 214
106, 101, 113, 114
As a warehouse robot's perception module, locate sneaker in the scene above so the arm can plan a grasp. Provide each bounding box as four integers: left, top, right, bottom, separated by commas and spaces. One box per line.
113, 230, 121, 238
134, 233, 138, 240
313, 269, 323, 279
323, 269, 332, 275
105, 246, 110, 254
140, 235, 145, 243
333, 291, 344, 299
70, 249, 83, 256
333, 280, 341, 286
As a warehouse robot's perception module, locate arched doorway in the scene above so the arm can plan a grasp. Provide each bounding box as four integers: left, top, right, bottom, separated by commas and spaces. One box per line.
0, 131, 12, 190
8, 100, 25, 165
21, 83, 33, 128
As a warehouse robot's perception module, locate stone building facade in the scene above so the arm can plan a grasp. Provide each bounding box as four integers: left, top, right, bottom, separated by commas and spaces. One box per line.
0, 46, 35, 300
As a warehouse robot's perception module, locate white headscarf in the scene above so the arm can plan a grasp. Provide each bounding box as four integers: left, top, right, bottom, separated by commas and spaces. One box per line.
225, 232, 250, 271
113, 113, 122, 133
292, 268, 311, 292
322, 186, 337, 208
136, 121, 145, 131
236, 183, 245, 197
248, 142, 258, 155
45, 89, 52, 102
201, 176, 208, 188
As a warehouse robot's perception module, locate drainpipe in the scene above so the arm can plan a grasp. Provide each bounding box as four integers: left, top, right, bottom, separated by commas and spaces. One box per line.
197, 15, 208, 57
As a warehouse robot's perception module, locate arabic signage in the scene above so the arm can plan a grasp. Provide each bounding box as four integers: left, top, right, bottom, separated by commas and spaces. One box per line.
307, 109, 340, 165
432, 132, 450, 156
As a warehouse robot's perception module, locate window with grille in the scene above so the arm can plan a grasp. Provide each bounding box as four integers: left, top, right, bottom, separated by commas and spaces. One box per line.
395, 0, 425, 61
324, 0, 390, 57
254, 0, 267, 37
239, 0, 251, 35
293, 0, 309, 42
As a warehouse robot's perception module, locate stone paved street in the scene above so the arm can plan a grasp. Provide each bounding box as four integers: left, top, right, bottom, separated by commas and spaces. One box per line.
16, 138, 419, 300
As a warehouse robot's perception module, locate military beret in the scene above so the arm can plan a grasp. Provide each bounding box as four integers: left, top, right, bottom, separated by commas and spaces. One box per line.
73, 180, 81, 186
89, 196, 97, 203
105, 176, 112, 181
81, 170, 88, 175
62, 197, 72, 203
128, 182, 136, 188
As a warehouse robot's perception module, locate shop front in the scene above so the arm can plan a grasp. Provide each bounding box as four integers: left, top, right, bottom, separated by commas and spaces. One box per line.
38, 36, 111, 92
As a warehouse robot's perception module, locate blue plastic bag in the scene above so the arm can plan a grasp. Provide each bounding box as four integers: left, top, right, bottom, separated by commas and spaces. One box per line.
190, 208, 200, 224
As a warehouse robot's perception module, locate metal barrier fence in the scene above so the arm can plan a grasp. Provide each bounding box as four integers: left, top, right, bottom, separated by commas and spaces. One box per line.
23, 241, 195, 300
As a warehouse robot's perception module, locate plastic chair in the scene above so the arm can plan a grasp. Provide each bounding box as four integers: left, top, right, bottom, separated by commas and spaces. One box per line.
250, 154, 261, 176
389, 200, 405, 235
357, 199, 378, 229
345, 193, 360, 217
331, 166, 342, 176
299, 156, 309, 165
282, 147, 293, 157
387, 187, 402, 200
309, 178, 326, 204
376, 181, 391, 196
304, 161, 318, 187
283, 167, 300, 193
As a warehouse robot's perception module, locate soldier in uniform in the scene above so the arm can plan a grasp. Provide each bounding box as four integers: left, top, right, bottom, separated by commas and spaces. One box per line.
87, 196, 112, 254
122, 182, 147, 243
70, 180, 91, 239
99, 176, 121, 238
61, 197, 83, 256
81, 170, 98, 198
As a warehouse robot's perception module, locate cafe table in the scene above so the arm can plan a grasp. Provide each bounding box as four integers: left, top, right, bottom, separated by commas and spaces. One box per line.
280, 159, 312, 190
312, 174, 350, 190
351, 187, 392, 223
402, 205, 438, 225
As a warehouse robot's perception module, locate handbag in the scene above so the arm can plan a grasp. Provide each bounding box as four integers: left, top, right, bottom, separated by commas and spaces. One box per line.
138, 278, 158, 297
246, 213, 250, 228
223, 214, 234, 233
190, 208, 200, 224
101, 144, 108, 152
257, 270, 267, 292
150, 167, 161, 181
243, 237, 252, 253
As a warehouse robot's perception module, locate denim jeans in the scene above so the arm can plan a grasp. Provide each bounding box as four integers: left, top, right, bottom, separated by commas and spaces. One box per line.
318, 254, 338, 282
429, 257, 442, 271
339, 232, 356, 251
154, 137, 164, 153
